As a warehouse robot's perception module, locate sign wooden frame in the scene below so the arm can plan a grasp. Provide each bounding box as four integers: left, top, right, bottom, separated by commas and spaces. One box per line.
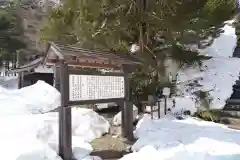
57, 60, 133, 160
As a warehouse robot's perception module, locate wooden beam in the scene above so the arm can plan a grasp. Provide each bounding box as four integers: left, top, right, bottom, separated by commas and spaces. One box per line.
46, 59, 121, 69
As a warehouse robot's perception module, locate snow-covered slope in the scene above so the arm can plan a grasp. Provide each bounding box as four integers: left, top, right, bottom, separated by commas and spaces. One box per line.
176, 20, 240, 110
199, 21, 237, 58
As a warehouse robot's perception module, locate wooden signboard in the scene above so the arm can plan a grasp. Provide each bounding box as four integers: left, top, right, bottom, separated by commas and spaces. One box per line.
69, 75, 125, 101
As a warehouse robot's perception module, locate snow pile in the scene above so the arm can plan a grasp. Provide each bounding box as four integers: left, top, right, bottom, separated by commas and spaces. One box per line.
120, 115, 240, 160
38, 108, 110, 146
0, 81, 60, 115
0, 115, 62, 160
0, 80, 110, 160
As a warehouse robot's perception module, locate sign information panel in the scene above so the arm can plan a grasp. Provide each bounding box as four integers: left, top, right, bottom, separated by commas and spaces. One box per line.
69, 75, 125, 101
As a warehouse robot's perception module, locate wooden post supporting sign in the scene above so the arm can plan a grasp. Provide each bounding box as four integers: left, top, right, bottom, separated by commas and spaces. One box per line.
123, 67, 134, 141
59, 61, 72, 160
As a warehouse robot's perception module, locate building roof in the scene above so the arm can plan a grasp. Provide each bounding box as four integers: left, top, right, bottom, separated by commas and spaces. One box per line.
8, 57, 44, 73
45, 42, 143, 69
8, 42, 143, 73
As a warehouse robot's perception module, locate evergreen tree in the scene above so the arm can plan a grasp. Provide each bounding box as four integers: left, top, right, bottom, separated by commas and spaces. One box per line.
41, 0, 237, 98
41, 0, 236, 52
0, 2, 26, 68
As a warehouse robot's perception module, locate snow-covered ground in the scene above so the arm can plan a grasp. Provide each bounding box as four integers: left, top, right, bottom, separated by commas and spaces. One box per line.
120, 115, 240, 160
0, 80, 109, 160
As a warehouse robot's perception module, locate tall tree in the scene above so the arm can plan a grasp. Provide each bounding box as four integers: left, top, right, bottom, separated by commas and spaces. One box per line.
41, 0, 237, 97
0, 2, 26, 69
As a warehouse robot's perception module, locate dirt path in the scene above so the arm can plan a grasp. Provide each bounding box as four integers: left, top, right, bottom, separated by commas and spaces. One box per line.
91, 110, 134, 159
90, 134, 134, 159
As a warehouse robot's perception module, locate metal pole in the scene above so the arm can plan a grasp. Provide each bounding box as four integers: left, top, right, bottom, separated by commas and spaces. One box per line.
59, 60, 72, 160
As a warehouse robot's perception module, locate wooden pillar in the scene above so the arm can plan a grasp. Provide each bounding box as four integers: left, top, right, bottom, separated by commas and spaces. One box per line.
59, 60, 72, 160
54, 65, 61, 91
123, 67, 134, 141
16, 51, 22, 89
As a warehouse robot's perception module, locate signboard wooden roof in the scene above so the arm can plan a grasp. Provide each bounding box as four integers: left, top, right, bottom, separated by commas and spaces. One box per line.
45, 42, 142, 69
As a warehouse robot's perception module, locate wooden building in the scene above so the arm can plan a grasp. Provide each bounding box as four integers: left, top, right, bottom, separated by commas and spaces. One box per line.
8, 56, 54, 88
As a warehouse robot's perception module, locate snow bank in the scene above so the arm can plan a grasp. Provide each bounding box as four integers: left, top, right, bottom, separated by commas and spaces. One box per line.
38, 108, 110, 146
0, 115, 62, 160
0, 80, 60, 115
120, 116, 240, 160
0, 80, 109, 160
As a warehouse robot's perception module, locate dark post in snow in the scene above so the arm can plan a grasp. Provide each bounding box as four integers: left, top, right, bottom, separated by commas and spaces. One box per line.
123, 66, 134, 140
59, 60, 72, 160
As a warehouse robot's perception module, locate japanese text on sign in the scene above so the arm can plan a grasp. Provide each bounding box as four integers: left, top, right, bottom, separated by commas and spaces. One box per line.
69, 75, 125, 101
